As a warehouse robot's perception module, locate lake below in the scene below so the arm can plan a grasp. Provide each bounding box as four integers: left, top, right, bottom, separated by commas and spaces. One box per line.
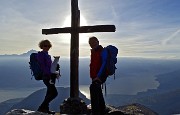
0, 75, 159, 103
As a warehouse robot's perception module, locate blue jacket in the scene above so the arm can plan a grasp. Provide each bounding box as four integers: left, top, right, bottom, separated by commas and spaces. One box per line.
97, 47, 108, 78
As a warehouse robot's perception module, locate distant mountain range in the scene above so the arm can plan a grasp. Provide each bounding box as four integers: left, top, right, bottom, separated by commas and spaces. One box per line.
0, 49, 37, 57
1, 87, 90, 115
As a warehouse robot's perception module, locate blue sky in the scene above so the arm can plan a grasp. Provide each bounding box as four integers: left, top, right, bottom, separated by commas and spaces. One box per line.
0, 0, 180, 59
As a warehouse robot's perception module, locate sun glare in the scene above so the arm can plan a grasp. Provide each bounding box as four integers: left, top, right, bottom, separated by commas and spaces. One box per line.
61, 15, 90, 44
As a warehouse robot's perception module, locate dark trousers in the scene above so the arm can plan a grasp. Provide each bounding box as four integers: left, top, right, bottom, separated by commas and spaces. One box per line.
39, 79, 58, 110
90, 81, 106, 115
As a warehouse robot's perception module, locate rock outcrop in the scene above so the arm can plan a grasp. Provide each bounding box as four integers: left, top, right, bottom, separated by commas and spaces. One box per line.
6, 109, 49, 115
6, 103, 158, 115
118, 103, 158, 115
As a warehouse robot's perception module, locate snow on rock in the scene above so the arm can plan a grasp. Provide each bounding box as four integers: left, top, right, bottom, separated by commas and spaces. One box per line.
6, 109, 49, 115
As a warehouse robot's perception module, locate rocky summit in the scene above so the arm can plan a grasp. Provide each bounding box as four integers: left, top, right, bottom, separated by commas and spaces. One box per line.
6, 103, 157, 115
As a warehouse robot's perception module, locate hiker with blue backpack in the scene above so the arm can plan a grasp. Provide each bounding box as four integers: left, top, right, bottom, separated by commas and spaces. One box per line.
36, 39, 58, 114
89, 36, 107, 115
88, 36, 118, 115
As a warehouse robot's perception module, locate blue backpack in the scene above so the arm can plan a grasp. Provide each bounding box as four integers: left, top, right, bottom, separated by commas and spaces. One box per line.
102, 45, 118, 96
29, 53, 43, 80
105, 45, 118, 79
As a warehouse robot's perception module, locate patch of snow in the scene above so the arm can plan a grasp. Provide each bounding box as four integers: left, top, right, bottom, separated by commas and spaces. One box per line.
6, 109, 49, 115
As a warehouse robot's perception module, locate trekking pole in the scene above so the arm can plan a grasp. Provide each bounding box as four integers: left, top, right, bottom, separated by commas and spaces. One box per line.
58, 68, 62, 83
105, 83, 107, 96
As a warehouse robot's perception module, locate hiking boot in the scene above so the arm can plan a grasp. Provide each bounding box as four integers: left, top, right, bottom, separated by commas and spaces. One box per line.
38, 108, 55, 114
37, 105, 56, 114
47, 110, 55, 114
37, 108, 48, 113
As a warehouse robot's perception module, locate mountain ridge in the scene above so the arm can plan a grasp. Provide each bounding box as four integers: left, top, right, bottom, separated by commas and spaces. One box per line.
0, 49, 37, 57
4, 87, 158, 115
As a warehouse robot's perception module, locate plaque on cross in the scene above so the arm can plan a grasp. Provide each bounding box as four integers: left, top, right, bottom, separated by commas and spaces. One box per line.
42, 0, 115, 114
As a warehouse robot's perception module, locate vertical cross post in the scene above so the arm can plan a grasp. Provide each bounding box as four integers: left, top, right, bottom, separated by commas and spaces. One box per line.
70, 0, 80, 98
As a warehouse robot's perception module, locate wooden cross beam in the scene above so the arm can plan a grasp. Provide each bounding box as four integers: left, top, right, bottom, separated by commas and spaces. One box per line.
42, 25, 115, 34
42, 0, 116, 98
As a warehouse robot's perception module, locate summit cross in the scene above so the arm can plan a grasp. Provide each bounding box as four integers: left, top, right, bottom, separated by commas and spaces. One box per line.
42, 0, 115, 114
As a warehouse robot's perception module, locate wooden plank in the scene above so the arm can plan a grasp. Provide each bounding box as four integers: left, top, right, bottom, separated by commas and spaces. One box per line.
79, 25, 116, 33
42, 25, 116, 35
42, 27, 71, 34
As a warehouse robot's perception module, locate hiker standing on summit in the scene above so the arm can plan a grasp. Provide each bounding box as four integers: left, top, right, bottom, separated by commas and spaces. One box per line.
89, 36, 108, 115
37, 39, 58, 114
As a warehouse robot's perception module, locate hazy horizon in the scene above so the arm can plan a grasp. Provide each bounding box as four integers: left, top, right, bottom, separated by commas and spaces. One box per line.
2, 49, 180, 60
